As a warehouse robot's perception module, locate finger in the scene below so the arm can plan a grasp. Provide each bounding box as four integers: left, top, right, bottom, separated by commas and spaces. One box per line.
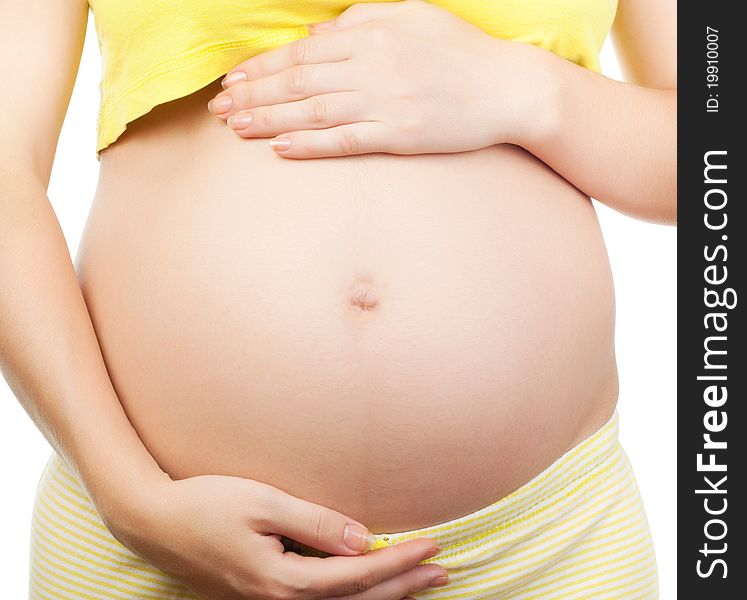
221, 30, 357, 87
227, 91, 366, 137
268, 121, 389, 159
308, 0, 417, 34
336, 563, 449, 600
275, 537, 441, 598
210, 61, 357, 119
258, 486, 376, 556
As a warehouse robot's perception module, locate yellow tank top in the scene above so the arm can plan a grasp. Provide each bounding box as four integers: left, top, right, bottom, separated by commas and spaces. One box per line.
88, 0, 618, 159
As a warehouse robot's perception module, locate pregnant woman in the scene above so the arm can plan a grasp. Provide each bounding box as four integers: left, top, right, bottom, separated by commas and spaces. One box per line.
1, 0, 675, 598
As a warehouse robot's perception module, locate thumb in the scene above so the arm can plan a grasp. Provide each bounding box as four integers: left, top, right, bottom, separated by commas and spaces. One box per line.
262, 486, 375, 556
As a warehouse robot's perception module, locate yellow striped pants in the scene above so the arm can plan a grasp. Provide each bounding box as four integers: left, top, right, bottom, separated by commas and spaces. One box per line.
29, 410, 659, 599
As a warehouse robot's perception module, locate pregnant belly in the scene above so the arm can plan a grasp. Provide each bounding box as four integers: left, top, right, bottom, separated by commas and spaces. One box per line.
75, 83, 618, 532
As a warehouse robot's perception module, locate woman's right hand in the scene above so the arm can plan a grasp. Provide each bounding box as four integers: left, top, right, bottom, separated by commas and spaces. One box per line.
99, 473, 448, 600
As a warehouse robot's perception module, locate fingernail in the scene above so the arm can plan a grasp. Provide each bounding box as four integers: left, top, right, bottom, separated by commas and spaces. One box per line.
227, 113, 253, 129
343, 523, 375, 553
424, 545, 441, 559
428, 575, 449, 587
269, 137, 292, 152
221, 71, 247, 89
308, 19, 335, 32
208, 95, 233, 114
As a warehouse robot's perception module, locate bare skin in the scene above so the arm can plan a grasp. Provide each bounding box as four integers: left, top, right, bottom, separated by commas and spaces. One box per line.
81, 80, 619, 530
1, 0, 674, 598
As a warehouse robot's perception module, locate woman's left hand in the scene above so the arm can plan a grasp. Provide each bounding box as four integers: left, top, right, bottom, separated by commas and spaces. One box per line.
208, 0, 547, 158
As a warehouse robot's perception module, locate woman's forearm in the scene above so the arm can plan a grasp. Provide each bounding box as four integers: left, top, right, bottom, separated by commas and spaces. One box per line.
502, 42, 676, 225
0, 171, 168, 528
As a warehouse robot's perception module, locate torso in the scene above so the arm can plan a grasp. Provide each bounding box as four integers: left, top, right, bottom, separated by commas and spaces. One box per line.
75, 80, 618, 532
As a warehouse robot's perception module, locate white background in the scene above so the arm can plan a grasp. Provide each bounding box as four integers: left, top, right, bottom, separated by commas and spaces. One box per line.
0, 12, 677, 599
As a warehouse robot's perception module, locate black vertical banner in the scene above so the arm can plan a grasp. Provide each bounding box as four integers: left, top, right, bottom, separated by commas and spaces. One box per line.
678, 1, 744, 597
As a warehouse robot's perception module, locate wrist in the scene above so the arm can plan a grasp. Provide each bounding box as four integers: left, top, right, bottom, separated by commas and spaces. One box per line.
496, 40, 562, 150
65, 406, 173, 542
94, 466, 173, 548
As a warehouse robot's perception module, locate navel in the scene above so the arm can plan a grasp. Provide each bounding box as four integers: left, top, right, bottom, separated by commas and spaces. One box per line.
349, 275, 380, 312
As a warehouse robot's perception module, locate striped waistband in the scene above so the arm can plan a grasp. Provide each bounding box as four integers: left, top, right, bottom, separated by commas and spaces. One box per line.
369, 409, 621, 554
